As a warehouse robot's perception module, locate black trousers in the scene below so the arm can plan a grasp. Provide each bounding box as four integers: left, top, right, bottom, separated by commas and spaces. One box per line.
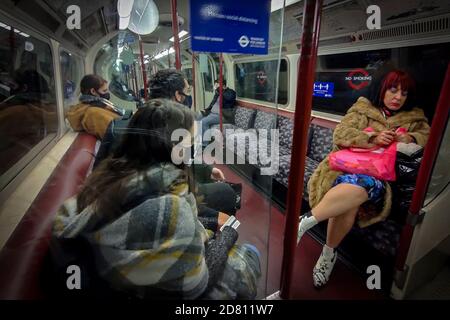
196, 182, 237, 231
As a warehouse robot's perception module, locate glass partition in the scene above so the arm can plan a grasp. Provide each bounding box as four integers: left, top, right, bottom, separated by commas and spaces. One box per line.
59, 49, 83, 113
191, 3, 287, 299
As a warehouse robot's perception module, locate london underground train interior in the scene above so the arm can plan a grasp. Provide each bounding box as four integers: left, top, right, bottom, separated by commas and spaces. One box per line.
0, 0, 449, 302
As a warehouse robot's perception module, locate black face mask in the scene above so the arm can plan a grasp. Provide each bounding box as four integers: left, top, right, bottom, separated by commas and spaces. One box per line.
183, 95, 193, 108
97, 91, 110, 100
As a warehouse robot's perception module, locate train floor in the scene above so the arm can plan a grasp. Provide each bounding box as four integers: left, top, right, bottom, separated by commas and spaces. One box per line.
217, 164, 385, 300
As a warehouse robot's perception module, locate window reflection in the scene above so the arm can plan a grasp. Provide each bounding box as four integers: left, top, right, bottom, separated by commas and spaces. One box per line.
0, 22, 57, 188
60, 50, 82, 112
234, 59, 288, 105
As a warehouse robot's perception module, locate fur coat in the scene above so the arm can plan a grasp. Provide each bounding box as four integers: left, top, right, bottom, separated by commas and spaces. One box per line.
308, 97, 430, 228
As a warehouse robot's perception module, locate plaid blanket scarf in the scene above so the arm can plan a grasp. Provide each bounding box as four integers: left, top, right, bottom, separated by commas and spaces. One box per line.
53, 163, 260, 299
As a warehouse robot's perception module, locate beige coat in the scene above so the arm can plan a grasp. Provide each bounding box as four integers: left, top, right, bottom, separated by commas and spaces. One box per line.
308, 97, 430, 228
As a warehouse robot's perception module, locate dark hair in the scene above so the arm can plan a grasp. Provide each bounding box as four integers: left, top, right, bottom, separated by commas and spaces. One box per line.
368, 69, 417, 111
149, 69, 186, 99
214, 79, 227, 86
76, 99, 195, 226
80, 74, 107, 95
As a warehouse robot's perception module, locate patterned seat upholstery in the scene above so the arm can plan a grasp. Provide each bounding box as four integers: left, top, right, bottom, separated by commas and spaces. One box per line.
274, 155, 319, 199
278, 116, 293, 156
253, 110, 277, 135
307, 124, 334, 162
234, 107, 256, 130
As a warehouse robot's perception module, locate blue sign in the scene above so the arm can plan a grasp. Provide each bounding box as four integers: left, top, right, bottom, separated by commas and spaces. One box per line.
190, 0, 271, 54
313, 82, 334, 98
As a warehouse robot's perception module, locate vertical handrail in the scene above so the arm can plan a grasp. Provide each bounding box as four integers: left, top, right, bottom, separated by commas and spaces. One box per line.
192, 52, 197, 110
138, 36, 148, 100
171, 0, 181, 70
133, 63, 139, 99
280, 0, 323, 299
219, 53, 223, 132
395, 63, 450, 274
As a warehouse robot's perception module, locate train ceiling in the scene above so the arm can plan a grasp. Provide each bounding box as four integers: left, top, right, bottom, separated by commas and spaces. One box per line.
0, 0, 449, 57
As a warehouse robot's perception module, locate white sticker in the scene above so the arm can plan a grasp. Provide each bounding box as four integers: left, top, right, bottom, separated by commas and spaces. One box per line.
25, 41, 34, 52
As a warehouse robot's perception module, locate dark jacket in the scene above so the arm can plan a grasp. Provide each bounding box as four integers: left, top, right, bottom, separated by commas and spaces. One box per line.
203, 88, 237, 123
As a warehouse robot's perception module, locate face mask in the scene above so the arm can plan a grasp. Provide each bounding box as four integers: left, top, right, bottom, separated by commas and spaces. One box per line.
183, 95, 193, 108
97, 91, 110, 100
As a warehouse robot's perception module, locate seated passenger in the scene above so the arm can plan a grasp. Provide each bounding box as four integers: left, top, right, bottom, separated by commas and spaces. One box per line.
200, 79, 236, 145
52, 99, 260, 299
296, 70, 430, 288
95, 70, 192, 167
95, 69, 240, 235
66, 74, 124, 139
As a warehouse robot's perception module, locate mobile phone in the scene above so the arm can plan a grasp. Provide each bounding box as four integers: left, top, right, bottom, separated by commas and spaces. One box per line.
220, 216, 240, 231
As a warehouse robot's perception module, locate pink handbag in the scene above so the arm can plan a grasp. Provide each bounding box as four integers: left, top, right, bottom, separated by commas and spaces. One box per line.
329, 128, 398, 181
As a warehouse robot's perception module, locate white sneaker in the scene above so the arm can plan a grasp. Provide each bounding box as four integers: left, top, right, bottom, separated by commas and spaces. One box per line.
313, 249, 337, 288
297, 217, 307, 245
297, 213, 316, 245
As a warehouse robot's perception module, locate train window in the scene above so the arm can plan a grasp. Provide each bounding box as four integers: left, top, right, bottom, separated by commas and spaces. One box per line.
313, 42, 450, 118
59, 50, 83, 113
234, 59, 288, 106
0, 21, 57, 190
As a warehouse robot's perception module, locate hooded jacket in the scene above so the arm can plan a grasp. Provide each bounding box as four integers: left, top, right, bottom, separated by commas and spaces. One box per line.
66, 95, 123, 139
308, 97, 430, 228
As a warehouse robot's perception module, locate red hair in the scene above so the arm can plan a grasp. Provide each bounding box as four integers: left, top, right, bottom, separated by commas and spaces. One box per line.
379, 70, 416, 106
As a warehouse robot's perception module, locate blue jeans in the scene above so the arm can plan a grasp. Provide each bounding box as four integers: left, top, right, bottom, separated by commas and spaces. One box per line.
201, 113, 220, 146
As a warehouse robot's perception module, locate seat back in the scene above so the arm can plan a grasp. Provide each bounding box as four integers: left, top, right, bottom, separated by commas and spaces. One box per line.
307, 123, 334, 163
0, 133, 97, 299
234, 107, 256, 130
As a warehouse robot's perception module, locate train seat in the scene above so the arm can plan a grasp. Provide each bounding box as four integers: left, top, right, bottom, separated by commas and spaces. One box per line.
0, 133, 97, 299
211, 106, 256, 133
273, 123, 333, 196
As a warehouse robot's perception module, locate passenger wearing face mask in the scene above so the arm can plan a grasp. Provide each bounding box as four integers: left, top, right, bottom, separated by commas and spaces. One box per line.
66, 74, 125, 139
94, 70, 240, 232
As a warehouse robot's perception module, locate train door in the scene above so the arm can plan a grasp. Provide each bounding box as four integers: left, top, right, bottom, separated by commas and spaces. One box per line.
391, 70, 450, 299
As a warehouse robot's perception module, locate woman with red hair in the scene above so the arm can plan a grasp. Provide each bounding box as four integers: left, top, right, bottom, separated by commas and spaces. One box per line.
297, 70, 430, 288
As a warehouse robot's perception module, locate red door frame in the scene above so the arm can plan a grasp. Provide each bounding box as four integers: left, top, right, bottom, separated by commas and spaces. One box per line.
171, 0, 182, 70
395, 63, 450, 277
280, 0, 323, 299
